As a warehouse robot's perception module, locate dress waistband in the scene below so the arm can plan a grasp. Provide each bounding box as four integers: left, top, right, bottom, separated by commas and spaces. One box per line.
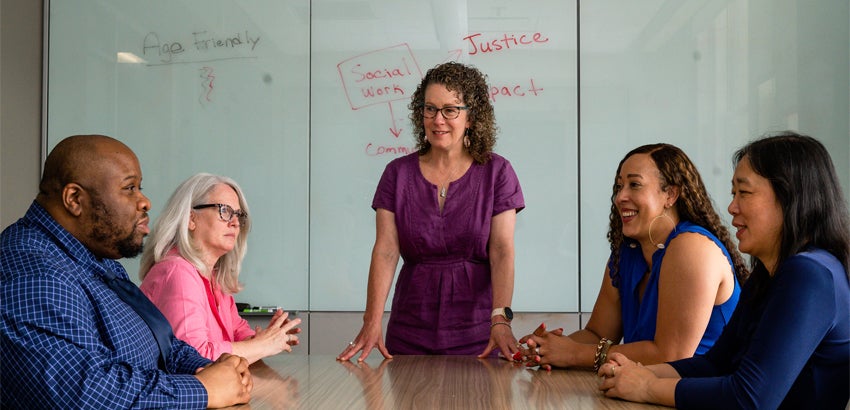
404, 256, 488, 266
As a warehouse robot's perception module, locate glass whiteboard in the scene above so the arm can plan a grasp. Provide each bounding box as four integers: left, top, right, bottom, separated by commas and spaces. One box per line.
46, 0, 848, 314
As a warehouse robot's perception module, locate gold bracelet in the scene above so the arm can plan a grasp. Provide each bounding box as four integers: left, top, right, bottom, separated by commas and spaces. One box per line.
593, 338, 613, 371
490, 321, 511, 329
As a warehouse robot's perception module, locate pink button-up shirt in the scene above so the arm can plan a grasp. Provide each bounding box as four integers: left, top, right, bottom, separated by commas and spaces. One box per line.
140, 251, 254, 360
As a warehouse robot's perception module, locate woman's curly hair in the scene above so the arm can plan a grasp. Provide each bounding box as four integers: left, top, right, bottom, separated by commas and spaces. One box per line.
607, 144, 749, 286
408, 62, 497, 164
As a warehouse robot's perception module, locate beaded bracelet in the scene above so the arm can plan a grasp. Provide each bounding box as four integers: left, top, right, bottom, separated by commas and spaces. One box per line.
490, 321, 512, 329
593, 338, 613, 371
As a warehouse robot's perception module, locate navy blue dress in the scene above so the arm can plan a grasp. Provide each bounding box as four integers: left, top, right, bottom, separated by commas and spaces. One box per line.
671, 249, 850, 409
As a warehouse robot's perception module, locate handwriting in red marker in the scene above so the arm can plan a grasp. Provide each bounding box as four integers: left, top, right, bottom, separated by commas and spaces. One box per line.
365, 142, 417, 157
338, 44, 423, 140
199, 66, 215, 102
463, 32, 549, 56
489, 78, 543, 102
338, 44, 423, 111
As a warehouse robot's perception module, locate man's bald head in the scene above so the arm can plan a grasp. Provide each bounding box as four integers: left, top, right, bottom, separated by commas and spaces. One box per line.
38, 135, 134, 201
36, 135, 151, 259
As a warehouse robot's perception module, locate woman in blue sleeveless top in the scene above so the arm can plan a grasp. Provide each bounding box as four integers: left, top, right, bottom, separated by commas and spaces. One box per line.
521, 144, 748, 369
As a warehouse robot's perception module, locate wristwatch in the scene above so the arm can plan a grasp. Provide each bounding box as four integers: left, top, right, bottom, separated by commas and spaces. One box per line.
491, 307, 513, 321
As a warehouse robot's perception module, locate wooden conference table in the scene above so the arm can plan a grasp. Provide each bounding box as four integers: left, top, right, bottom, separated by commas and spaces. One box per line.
221, 354, 669, 409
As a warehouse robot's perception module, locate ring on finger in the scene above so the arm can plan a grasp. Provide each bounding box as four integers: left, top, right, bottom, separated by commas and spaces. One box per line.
348, 341, 355, 347
534, 346, 541, 355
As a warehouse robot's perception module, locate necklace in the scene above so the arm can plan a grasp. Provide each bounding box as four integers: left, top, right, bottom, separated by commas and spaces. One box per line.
438, 163, 463, 198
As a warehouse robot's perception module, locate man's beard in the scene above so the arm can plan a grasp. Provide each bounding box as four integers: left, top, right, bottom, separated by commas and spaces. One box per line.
89, 196, 145, 258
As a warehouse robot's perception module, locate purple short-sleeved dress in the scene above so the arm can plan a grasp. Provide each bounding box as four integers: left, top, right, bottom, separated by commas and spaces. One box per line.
372, 152, 525, 355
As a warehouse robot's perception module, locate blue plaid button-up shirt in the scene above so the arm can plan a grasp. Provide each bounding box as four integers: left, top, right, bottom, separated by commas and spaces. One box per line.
1, 202, 212, 409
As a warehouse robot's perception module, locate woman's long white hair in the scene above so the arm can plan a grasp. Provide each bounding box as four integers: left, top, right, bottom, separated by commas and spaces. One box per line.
139, 173, 251, 294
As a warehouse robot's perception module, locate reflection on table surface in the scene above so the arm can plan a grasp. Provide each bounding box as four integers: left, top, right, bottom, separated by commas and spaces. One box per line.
221, 354, 670, 410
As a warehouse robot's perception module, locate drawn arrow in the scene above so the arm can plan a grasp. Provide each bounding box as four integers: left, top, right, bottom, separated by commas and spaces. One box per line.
443, 49, 463, 63
388, 101, 403, 138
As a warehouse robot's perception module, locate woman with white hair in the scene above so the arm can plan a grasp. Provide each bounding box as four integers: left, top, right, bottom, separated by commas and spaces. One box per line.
140, 173, 300, 364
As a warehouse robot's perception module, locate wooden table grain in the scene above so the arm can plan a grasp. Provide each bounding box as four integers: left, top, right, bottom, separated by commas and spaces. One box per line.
221, 355, 669, 409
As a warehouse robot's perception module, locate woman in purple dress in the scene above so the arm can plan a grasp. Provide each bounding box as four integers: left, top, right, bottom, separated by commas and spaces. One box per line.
337, 62, 525, 361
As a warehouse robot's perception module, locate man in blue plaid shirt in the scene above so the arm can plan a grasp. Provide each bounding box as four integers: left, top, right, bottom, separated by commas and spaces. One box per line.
1, 135, 252, 408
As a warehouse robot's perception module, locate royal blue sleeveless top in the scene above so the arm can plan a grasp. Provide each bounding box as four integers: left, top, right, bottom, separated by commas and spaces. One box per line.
611, 221, 740, 355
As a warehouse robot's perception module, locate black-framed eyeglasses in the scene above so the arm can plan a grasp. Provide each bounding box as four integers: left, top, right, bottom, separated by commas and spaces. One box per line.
193, 203, 248, 225
421, 104, 469, 120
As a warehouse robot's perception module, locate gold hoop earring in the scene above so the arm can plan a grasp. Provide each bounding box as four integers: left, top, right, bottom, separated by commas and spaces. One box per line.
648, 210, 677, 249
